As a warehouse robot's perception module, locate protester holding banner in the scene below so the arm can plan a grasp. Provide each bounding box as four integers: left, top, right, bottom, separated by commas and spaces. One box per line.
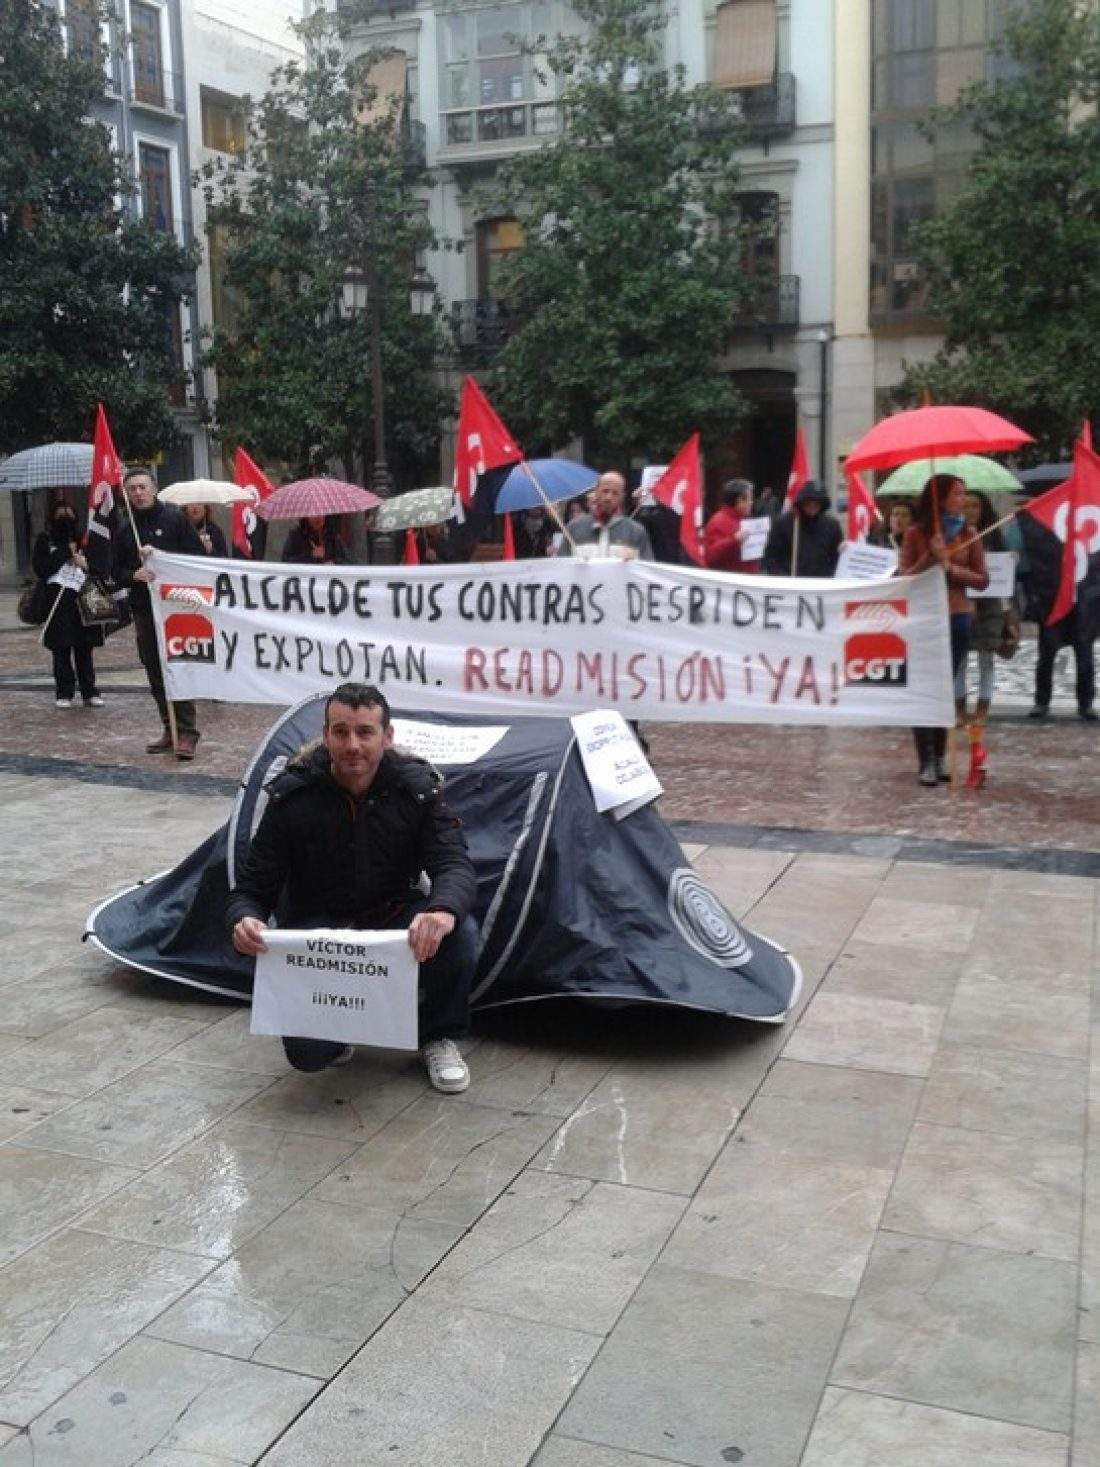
899, 474, 988, 785
31, 502, 105, 709
227, 682, 478, 1091
281, 515, 349, 566
112, 467, 205, 759
761, 481, 842, 578
567, 473, 653, 560
703, 479, 759, 574
183, 502, 228, 558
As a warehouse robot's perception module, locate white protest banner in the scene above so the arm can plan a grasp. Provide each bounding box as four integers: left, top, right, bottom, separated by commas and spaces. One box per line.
148, 551, 953, 726
48, 564, 86, 593
740, 516, 771, 562
835, 541, 899, 582
968, 550, 1017, 600
250, 928, 419, 1049
570, 709, 662, 816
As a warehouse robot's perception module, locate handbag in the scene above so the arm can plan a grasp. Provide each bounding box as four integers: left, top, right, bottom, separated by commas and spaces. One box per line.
16, 580, 50, 626
996, 607, 1021, 661
76, 576, 118, 627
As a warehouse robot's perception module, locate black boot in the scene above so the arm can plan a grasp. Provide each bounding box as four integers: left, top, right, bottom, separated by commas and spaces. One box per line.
933, 728, 949, 783
914, 729, 938, 787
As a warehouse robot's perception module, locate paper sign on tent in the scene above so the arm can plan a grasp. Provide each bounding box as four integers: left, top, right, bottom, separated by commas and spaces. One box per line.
571, 709, 662, 819
251, 928, 419, 1049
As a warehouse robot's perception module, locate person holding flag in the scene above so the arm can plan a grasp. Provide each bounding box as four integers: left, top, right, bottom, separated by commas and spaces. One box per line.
31, 500, 105, 709
761, 481, 842, 577
566, 472, 653, 560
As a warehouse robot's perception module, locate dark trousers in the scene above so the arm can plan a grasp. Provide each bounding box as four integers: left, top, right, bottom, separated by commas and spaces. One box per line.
1035, 612, 1095, 713
914, 614, 971, 766
133, 609, 198, 735
282, 903, 479, 1072
52, 645, 97, 701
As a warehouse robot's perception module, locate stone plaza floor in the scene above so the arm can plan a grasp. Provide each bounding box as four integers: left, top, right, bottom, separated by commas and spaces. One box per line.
0, 593, 1098, 1464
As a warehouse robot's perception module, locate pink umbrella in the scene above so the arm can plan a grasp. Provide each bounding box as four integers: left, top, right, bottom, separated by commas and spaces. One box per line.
256, 477, 382, 521
846, 405, 1033, 475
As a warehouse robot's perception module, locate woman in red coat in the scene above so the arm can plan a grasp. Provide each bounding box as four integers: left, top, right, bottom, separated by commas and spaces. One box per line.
703, 479, 758, 573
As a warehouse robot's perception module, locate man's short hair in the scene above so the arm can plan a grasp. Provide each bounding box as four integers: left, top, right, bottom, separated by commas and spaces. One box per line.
720, 478, 753, 508
325, 683, 391, 728
123, 465, 157, 486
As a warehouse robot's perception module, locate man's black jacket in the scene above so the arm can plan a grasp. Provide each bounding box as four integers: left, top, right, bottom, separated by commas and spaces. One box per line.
112, 500, 204, 615
225, 745, 477, 934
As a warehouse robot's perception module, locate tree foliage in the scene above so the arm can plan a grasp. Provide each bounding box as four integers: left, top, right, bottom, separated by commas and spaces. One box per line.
0, 0, 198, 456
898, 0, 1100, 458
199, 16, 447, 484
485, 0, 761, 464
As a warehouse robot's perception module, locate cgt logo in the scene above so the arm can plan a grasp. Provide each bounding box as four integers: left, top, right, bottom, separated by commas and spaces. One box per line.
161, 584, 215, 663
844, 599, 908, 688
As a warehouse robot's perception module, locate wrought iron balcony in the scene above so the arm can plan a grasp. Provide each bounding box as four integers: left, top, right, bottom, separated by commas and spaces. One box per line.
731, 274, 800, 333
698, 72, 797, 142
400, 118, 427, 171
128, 67, 186, 117
451, 299, 520, 355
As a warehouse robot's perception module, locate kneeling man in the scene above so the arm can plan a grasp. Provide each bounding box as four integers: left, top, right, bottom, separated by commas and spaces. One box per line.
228, 683, 477, 1093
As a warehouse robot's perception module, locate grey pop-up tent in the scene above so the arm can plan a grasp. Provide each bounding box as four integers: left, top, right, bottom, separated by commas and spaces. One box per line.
86, 700, 801, 1022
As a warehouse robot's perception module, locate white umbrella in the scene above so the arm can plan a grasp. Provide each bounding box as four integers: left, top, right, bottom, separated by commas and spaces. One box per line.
159, 478, 254, 506
0, 443, 94, 492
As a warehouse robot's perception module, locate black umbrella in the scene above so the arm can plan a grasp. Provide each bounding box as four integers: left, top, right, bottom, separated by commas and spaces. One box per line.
1017, 463, 1071, 496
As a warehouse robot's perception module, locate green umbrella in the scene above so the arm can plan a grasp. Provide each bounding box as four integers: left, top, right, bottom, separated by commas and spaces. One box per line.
371, 485, 454, 533
876, 454, 1021, 498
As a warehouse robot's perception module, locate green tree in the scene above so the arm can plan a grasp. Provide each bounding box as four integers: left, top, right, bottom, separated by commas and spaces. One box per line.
199, 16, 447, 485
0, 0, 198, 456
898, 0, 1100, 458
483, 0, 760, 464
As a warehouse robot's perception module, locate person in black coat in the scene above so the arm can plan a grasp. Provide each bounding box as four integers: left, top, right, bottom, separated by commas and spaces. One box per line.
112, 467, 206, 758
227, 683, 478, 1090
1019, 511, 1100, 720
761, 481, 843, 578
182, 503, 228, 557
281, 516, 348, 565
32, 502, 105, 708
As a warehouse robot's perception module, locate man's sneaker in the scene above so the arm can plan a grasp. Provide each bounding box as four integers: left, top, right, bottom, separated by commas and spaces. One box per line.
55, 698, 72, 709
176, 731, 200, 761
84, 695, 105, 708
1027, 705, 1050, 720
420, 1038, 470, 1094
329, 1044, 355, 1067
935, 757, 950, 783
146, 731, 173, 753
918, 761, 938, 787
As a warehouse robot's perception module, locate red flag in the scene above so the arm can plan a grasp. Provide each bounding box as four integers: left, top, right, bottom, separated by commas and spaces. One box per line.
502, 512, 516, 561
402, 527, 420, 565
784, 426, 811, 510
845, 467, 880, 543
232, 448, 275, 558
650, 434, 704, 565
84, 403, 121, 576
453, 377, 521, 508
1023, 424, 1100, 626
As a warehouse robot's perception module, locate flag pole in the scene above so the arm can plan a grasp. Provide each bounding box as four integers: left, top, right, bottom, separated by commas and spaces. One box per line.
121, 487, 179, 755
791, 514, 801, 576
518, 461, 577, 550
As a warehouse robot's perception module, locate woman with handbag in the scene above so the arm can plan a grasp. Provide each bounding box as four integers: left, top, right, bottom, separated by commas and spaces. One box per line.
955, 490, 1017, 725
31, 502, 105, 709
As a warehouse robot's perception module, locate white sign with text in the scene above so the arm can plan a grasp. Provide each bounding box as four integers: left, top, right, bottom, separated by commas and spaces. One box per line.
570, 709, 662, 817
739, 516, 772, 562
968, 551, 1017, 600
835, 542, 899, 582
250, 928, 419, 1049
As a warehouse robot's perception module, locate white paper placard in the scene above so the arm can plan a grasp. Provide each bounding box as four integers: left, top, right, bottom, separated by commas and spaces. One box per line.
968, 550, 1017, 599
390, 719, 509, 766
48, 564, 86, 593
835, 542, 899, 581
250, 928, 419, 1049
570, 709, 662, 815
740, 516, 771, 561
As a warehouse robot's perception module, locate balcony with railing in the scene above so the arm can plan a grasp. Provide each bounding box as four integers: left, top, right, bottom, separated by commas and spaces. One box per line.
128, 67, 186, 117
699, 73, 797, 143
440, 102, 559, 159
400, 117, 427, 171
451, 299, 521, 355
731, 274, 800, 334
336, 0, 418, 15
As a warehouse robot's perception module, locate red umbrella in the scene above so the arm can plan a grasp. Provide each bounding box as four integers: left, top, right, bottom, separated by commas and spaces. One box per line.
846, 406, 1033, 475
256, 477, 382, 521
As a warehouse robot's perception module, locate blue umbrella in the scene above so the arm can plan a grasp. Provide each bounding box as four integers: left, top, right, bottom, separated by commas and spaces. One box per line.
494, 458, 599, 513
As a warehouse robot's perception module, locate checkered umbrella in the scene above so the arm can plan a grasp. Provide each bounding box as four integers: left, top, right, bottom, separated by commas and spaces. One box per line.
256, 477, 382, 521
0, 443, 94, 492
